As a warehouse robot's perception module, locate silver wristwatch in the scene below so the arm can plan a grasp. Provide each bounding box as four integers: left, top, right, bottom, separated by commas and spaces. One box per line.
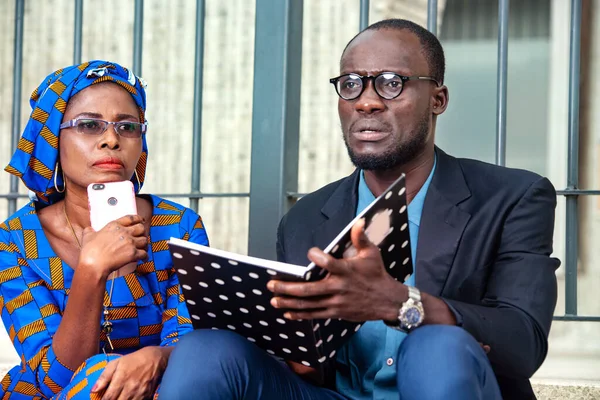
387, 286, 425, 332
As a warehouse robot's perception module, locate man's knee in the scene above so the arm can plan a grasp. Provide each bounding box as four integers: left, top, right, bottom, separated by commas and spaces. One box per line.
396, 325, 491, 399
399, 324, 480, 360
171, 329, 256, 366
161, 330, 270, 399
165, 329, 259, 385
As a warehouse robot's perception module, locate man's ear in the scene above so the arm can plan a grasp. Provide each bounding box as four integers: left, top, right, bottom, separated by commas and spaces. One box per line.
432, 85, 449, 115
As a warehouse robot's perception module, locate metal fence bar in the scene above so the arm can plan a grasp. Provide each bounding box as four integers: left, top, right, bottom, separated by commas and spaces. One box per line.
427, 0, 438, 35
565, 0, 582, 317
359, 0, 369, 31
140, 193, 248, 199
0, 192, 249, 200
132, 0, 144, 76
557, 189, 600, 196
248, 0, 303, 259
8, 0, 25, 217
190, 0, 206, 212
495, 0, 509, 166
554, 316, 600, 322
73, 0, 83, 64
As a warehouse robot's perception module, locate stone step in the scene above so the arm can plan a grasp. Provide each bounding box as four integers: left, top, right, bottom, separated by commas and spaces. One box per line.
532, 380, 600, 400
1, 363, 599, 399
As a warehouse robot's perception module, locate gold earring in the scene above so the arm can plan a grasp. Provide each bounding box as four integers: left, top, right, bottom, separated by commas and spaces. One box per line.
134, 170, 141, 192
54, 163, 65, 193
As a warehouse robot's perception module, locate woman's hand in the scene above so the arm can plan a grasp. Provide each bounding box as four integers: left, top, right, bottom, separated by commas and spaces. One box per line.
78, 215, 148, 278
92, 346, 171, 400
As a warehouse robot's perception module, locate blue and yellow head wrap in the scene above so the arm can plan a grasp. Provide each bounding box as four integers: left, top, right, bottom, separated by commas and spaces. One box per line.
5, 60, 149, 205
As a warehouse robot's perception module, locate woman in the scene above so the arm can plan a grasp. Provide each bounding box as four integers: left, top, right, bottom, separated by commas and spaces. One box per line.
0, 60, 208, 399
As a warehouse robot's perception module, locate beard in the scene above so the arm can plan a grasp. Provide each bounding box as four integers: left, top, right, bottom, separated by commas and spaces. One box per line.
343, 110, 430, 171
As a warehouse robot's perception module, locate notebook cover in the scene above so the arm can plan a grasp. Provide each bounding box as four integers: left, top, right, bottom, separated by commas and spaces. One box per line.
169, 173, 413, 367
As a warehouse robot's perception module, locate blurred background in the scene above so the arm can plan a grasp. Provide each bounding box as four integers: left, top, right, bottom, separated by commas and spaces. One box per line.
1, 0, 599, 394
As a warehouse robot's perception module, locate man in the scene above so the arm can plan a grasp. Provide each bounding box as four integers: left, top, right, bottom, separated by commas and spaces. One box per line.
162, 19, 558, 400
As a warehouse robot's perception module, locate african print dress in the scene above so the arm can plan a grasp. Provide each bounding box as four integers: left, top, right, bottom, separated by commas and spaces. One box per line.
0, 195, 208, 399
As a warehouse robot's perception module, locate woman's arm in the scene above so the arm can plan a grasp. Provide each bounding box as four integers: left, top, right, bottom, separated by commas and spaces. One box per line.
160, 211, 209, 347
50, 261, 106, 368
160, 210, 208, 347
0, 232, 78, 398
51, 215, 148, 371
0, 215, 148, 397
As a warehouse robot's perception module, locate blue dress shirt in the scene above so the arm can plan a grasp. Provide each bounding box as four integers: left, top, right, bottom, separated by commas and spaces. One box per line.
336, 157, 437, 400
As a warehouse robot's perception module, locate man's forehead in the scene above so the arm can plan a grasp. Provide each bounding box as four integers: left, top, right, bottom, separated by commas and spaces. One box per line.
340, 29, 426, 74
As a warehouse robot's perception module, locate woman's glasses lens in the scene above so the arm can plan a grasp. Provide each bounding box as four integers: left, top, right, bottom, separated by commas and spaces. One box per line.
75, 119, 144, 138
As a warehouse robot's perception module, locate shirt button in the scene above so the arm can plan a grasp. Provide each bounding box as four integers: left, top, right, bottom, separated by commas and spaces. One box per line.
386, 357, 394, 366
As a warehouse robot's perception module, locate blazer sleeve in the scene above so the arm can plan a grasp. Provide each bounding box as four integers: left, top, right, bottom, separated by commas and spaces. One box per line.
443, 177, 559, 378
276, 214, 287, 262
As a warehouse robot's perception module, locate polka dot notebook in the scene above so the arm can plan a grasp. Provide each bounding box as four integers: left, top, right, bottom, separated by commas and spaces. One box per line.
169, 174, 412, 368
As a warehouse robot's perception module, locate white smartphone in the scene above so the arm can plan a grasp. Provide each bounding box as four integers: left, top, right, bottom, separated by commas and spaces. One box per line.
88, 180, 138, 231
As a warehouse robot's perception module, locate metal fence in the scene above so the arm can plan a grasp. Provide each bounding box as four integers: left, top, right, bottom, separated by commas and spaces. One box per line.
5, 0, 597, 322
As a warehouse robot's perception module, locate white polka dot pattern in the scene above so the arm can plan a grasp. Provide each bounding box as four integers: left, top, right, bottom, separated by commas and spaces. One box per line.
170, 173, 412, 368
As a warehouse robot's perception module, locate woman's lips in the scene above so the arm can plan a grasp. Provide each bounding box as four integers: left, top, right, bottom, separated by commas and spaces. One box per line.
93, 162, 124, 170
93, 157, 124, 169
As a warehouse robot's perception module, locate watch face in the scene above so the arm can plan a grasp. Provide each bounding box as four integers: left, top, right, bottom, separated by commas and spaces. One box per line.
404, 307, 422, 325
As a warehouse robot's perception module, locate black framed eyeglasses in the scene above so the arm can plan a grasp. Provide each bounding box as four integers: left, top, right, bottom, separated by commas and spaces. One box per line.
330, 72, 440, 101
59, 118, 147, 138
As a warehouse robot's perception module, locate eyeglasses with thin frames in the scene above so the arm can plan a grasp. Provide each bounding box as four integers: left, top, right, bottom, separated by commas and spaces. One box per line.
330, 72, 439, 101
59, 118, 147, 138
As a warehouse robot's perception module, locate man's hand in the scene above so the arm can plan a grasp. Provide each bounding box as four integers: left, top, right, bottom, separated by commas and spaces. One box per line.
92, 346, 171, 400
285, 361, 322, 384
267, 219, 407, 322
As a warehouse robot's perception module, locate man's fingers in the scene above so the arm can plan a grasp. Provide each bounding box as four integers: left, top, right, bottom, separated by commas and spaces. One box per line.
270, 294, 331, 310
267, 280, 334, 298
478, 342, 491, 354
350, 218, 372, 250
283, 308, 336, 321
92, 359, 118, 393
307, 247, 347, 275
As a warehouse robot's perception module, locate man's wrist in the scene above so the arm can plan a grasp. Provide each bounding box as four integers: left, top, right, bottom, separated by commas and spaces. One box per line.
381, 281, 428, 332
420, 293, 457, 326
381, 280, 410, 323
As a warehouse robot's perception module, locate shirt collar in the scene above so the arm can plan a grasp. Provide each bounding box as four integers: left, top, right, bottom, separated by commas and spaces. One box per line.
407, 154, 436, 227
357, 153, 437, 228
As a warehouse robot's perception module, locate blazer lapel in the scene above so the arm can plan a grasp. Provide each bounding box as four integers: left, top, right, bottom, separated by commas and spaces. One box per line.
311, 155, 471, 297
311, 170, 360, 249
416, 149, 472, 296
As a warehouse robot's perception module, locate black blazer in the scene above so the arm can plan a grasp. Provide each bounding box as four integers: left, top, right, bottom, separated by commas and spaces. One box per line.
277, 148, 559, 400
